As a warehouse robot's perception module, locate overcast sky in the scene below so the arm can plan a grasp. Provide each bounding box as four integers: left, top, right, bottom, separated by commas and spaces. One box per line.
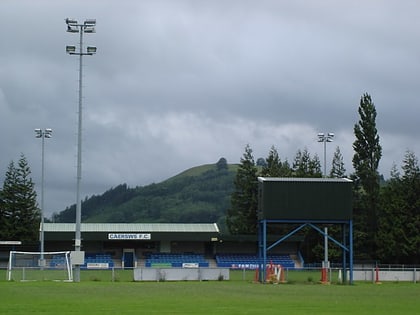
1, 0, 420, 218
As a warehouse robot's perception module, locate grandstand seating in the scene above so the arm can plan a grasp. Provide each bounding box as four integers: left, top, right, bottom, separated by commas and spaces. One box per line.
82, 253, 114, 269
145, 253, 209, 267
51, 252, 295, 270
49, 255, 67, 268
215, 254, 295, 269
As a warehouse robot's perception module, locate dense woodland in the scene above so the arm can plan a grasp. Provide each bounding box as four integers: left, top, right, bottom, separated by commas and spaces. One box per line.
1, 93, 419, 264
51, 160, 236, 231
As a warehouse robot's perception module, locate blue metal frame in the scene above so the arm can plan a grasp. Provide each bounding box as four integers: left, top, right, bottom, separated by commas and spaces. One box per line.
258, 219, 353, 284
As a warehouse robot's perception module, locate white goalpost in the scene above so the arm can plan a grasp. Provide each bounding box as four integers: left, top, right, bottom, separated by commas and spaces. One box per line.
7, 251, 73, 282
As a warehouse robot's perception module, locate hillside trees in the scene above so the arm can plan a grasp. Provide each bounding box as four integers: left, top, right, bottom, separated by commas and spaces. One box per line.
377, 150, 420, 263
352, 93, 382, 259
216, 157, 228, 171
52, 162, 236, 233
52, 183, 137, 222
227, 145, 325, 236
0, 154, 40, 242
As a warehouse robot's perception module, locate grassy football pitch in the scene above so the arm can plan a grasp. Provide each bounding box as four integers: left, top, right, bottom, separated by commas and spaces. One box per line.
0, 270, 418, 315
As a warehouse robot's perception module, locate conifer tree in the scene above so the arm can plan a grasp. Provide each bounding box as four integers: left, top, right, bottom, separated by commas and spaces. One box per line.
1, 154, 40, 242
352, 93, 382, 259
227, 144, 258, 234
401, 150, 420, 181
280, 159, 292, 177
330, 146, 346, 178
1, 161, 18, 240
292, 149, 309, 177
378, 150, 420, 263
0, 187, 7, 240
260, 146, 293, 177
261, 146, 281, 177
292, 148, 322, 178
308, 154, 322, 178
398, 150, 420, 263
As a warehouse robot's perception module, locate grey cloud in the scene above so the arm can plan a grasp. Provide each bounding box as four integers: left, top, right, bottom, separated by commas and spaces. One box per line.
1, 0, 420, 217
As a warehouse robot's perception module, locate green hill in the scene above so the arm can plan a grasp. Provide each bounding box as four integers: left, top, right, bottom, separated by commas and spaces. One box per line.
51, 161, 239, 233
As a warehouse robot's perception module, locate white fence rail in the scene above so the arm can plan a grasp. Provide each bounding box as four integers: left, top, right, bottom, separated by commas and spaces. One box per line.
134, 268, 230, 281
353, 268, 419, 283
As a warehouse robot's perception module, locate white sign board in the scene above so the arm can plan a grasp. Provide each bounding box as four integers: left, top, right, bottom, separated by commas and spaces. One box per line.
108, 233, 151, 240
87, 263, 109, 269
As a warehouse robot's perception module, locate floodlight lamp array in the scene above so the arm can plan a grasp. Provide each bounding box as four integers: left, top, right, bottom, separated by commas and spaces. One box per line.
317, 132, 334, 142
66, 18, 96, 33
83, 19, 96, 33
84, 19, 96, 26
34, 128, 53, 138
66, 18, 79, 33
66, 45, 76, 53
44, 128, 53, 138
87, 46, 97, 54
83, 26, 95, 33
34, 128, 42, 138
65, 18, 96, 55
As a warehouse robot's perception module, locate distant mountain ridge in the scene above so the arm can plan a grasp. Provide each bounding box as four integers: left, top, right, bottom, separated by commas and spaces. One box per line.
51, 161, 238, 233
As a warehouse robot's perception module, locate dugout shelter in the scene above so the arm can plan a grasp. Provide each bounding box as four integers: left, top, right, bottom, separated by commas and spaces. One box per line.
258, 177, 354, 283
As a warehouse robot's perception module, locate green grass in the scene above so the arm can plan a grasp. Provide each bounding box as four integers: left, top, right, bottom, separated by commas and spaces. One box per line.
0, 268, 324, 283
0, 270, 419, 314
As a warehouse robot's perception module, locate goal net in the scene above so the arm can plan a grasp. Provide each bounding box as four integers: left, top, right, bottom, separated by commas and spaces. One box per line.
7, 251, 73, 282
